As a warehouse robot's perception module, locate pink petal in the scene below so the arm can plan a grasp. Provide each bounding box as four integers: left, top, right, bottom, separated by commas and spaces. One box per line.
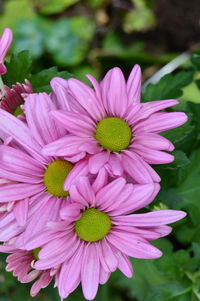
51, 110, 95, 137
99, 239, 118, 272
122, 151, 154, 184
108, 153, 123, 176
107, 231, 162, 259
88, 151, 109, 174
92, 168, 108, 193
60, 203, 82, 222
0, 183, 44, 202
25, 93, 66, 145
42, 135, 90, 158
30, 271, 52, 297
127, 64, 142, 104
67, 78, 105, 120
132, 133, 174, 151
64, 159, 89, 190
133, 99, 179, 123
99, 268, 110, 285
58, 243, 84, 297
0, 109, 46, 164
75, 177, 95, 207
114, 210, 186, 227
131, 145, 174, 164
13, 198, 29, 226
81, 243, 100, 300
134, 112, 188, 134
109, 183, 160, 215
96, 177, 126, 209
101, 67, 128, 117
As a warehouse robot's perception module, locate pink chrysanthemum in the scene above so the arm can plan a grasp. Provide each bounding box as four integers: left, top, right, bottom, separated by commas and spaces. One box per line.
0, 28, 12, 75
0, 93, 95, 244
31, 176, 186, 300
0, 244, 55, 297
43, 66, 188, 185
0, 80, 33, 115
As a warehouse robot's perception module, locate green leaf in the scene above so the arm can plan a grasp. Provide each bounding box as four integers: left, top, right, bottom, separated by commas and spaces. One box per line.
0, 0, 34, 33
44, 18, 95, 66
28, 67, 72, 93
3, 51, 32, 86
38, 0, 80, 15
143, 72, 193, 101
191, 51, 200, 70
12, 16, 48, 59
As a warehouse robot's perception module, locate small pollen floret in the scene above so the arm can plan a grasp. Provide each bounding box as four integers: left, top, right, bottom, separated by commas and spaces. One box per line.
44, 160, 73, 197
95, 117, 132, 152
75, 208, 111, 242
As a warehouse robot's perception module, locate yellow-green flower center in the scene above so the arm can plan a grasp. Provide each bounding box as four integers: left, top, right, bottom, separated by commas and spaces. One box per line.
75, 208, 111, 242
32, 247, 41, 260
14, 106, 23, 116
95, 117, 132, 152
44, 160, 73, 197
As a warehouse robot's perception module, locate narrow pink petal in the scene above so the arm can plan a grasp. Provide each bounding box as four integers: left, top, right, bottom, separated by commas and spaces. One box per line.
92, 168, 108, 193
133, 99, 179, 123
127, 64, 142, 104
131, 145, 174, 164
42, 135, 89, 158
101, 67, 128, 117
113, 248, 133, 278
67, 78, 105, 120
75, 177, 95, 207
109, 183, 160, 215
64, 159, 89, 190
114, 210, 186, 227
108, 153, 123, 176
50, 77, 72, 111
125, 103, 141, 124
30, 271, 52, 297
96, 177, 126, 209
0, 145, 44, 175
88, 151, 109, 174
99, 268, 110, 285
25, 93, 66, 145
81, 243, 100, 300
58, 243, 84, 297
0, 28, 12, 58
86, 74, 102, 103
134, 112, 188, 134
60, 203, 82, 222
0, 109, 46, 164
99, 239, 118, 272
51, 110, 95, 137
0, 183, 44, 202
122, 151, 154, 184
35, 235, 80, 270
13, 198, 29, 226
23, 195, 65, 248
107, 231, 162, 259
132, 133, 174, 151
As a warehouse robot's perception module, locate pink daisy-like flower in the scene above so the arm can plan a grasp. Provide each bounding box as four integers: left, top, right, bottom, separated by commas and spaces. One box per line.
0, 28, 12, 75
0, 80, 33, 115
0, 244, 55, 297
43, 66, 188, 185
31, 176, 186, 300
0, 93, 95, 244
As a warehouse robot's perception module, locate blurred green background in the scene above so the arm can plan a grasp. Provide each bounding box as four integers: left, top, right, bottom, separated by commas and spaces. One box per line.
1, 0, 200, 301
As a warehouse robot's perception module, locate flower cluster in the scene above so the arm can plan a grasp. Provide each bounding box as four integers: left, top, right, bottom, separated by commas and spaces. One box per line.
0, 28, 187, 300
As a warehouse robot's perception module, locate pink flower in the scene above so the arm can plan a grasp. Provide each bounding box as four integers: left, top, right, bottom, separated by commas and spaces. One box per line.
0, 93, 95, 244
32, 177, 186, 300
42, 66, 188, 185
0, 244, 54, 297
0, 28, 12, 75
0, 80, 33, 115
